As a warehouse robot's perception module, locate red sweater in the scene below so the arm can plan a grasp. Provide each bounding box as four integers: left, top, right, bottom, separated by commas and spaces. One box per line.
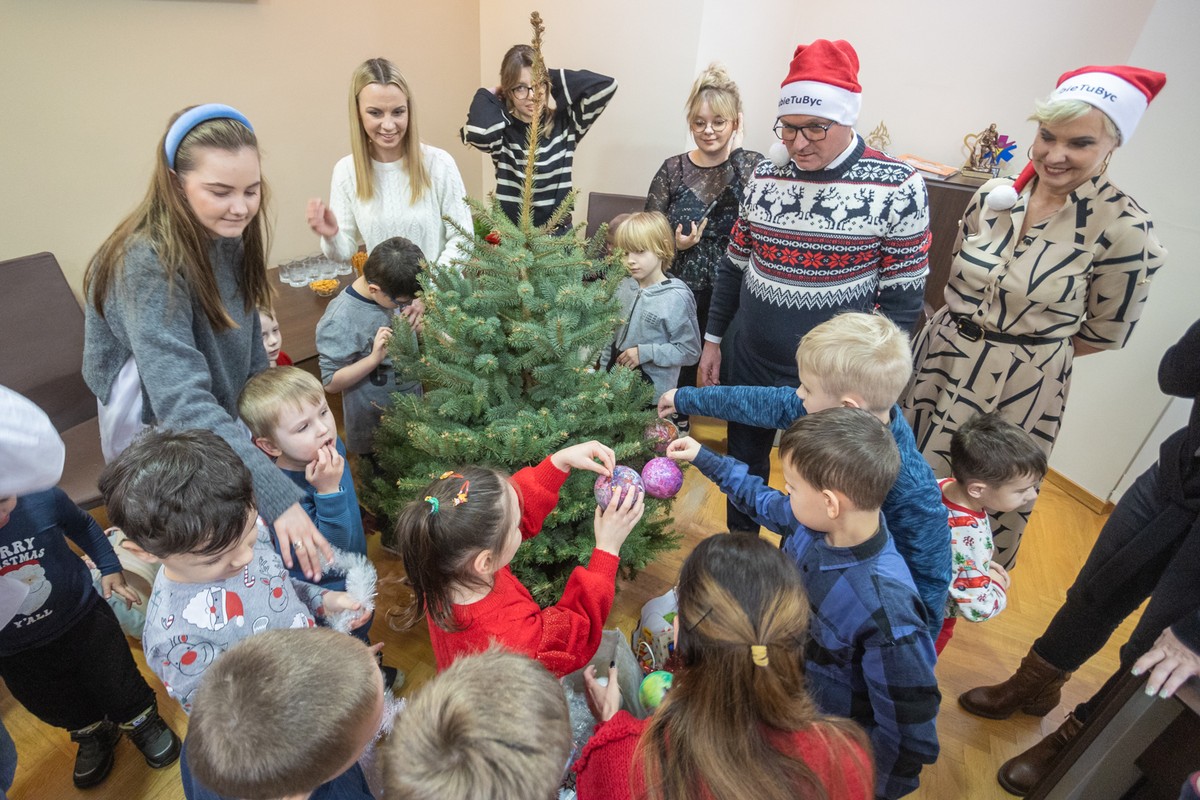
574, 710, 873, 800
427, 457, 621, 678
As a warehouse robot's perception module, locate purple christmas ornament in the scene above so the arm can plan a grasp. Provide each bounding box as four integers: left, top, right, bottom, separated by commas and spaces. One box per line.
645, 418, 679, 455
641, 457, 683, 499
594, 466, 644, 507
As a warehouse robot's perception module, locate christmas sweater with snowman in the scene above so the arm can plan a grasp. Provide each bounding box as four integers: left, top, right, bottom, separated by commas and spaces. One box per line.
142, 520, 330, 713
940, 479, 1007, 622
0, 488, 123, 656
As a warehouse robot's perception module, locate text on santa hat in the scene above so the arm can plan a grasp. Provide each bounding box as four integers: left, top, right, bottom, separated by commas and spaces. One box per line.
1061, 85, 1117, 102
781, 95, 823, 107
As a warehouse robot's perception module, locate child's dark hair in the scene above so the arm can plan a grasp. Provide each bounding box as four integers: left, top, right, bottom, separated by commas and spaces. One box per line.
950, 412, 1048, 486
364, 236, 425, 299
394, 466, 515, 632
99, 429, 256, 558
778, 407, 900, 511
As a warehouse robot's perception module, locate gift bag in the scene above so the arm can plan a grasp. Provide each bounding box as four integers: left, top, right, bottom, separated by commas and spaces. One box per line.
632, 587, 677, 674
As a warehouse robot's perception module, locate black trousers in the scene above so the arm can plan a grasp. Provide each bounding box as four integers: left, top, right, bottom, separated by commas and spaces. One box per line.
726, 420, 778, 533
1033, 462, 1200, 721
0, 599, 157, 731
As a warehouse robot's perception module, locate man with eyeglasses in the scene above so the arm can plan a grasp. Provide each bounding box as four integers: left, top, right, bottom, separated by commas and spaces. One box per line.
697, 39, 931, 540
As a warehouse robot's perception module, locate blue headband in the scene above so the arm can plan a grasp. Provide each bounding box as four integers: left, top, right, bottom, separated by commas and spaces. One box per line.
164, 104, 254, 169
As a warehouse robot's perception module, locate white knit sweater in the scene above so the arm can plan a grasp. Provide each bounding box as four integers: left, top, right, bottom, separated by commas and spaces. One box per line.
320, 144, 472, 268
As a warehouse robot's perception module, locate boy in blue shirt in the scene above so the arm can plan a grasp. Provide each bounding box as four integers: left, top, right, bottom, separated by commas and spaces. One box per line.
659, 311, 950, 637
240, 366, 399, 688
668, 407, 940, 800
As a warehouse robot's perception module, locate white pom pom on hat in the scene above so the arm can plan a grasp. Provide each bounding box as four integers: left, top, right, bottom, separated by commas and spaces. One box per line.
768, 142, 791, 168
986, 63, 1166, 212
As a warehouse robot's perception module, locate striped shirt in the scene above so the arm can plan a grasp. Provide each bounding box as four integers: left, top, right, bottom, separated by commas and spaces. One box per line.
462, 68, 617, 228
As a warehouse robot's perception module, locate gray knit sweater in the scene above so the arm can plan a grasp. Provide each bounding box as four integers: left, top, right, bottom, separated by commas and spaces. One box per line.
83, 238, 303, 520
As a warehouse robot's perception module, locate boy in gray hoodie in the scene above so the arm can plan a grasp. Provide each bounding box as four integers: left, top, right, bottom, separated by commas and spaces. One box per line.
604, 212, 701, 404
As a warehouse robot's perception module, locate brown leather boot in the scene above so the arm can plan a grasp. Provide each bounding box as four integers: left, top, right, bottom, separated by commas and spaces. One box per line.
958, 648, 1072, 719
997, 713, 1084, 796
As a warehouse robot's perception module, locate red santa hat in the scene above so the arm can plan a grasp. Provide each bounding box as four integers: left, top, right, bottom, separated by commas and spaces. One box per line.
987, 64, 1166, 211
777, 39, 862, 126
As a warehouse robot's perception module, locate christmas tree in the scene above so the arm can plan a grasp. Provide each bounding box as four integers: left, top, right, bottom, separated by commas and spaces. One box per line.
364, 11, 680, 604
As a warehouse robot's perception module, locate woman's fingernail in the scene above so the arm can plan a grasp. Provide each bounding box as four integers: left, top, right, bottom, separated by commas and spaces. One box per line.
609, 660, 615, 668
1131, 667, 1142, 676
1145, 684, 1157, 696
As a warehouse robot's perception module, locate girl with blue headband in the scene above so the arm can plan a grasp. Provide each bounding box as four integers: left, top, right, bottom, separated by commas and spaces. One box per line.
83, 104, 334, 582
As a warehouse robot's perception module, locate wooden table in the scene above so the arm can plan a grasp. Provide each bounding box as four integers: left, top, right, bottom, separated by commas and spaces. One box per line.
267, 266, 354, 363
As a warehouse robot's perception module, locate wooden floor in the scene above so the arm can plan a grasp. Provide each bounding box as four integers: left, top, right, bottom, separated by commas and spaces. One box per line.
0, 416, 1140, 799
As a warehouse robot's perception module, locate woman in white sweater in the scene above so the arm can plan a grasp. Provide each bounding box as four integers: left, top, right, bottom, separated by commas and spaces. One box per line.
307, 58, 471, 270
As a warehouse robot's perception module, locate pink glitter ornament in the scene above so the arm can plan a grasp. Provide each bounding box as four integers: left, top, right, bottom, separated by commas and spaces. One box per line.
641, 457, 683, 499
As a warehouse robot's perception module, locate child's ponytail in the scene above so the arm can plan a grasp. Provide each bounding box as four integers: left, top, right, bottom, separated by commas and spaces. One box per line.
393, 467, 513, 632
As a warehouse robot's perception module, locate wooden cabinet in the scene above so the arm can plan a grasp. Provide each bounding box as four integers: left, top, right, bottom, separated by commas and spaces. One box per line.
920, 174, 980, 320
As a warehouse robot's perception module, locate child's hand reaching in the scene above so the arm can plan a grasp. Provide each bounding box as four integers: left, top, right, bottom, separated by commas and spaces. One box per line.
370, 326, 394, 364
326, 592, 372, 629
666, 436, 702, 463
306, 443, 345, 495
657, 389, 678, 418
550, 440, 615, 477
594, 487, 644, 557
583, 661, 621, 723
101, 573, 141, 610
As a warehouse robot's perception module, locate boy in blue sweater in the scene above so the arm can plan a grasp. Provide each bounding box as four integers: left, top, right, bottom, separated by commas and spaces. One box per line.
659, 311, 949, 637
668, 407, 940, 800
240, 367, 399, 688
0, 488, 180, 788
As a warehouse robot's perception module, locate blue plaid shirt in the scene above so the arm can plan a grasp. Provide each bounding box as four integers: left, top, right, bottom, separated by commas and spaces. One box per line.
676, 384, 950, 638
693, 447, 941, 800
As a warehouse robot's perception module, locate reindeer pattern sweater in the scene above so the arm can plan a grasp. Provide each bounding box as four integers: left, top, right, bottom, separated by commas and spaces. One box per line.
427, 458, 620, 677
707, 136, 930, 386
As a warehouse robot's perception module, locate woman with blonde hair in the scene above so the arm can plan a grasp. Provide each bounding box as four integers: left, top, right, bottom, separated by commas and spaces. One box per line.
574, 534, 872, 800
902, 64, 1167, 570
308, 58, 471, 271
645, 64, 762, 433
84, 105, 331, 579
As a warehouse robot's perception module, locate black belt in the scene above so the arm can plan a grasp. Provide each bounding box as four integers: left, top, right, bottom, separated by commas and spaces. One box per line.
949, 314, 1067, 346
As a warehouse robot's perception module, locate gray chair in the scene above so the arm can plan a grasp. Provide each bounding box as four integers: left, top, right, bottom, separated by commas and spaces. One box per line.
0, 252, 105, 508
585, 192, 647, 241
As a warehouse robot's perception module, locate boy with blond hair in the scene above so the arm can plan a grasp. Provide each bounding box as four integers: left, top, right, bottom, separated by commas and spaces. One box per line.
239, 367, 364, 592
659, 311, 949, 635
668, 408, 940, 800
384, 647, 572, 800
181, 627, 384, 800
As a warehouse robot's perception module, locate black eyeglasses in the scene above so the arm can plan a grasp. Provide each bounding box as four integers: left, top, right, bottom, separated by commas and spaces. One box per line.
774, 120, 835, 143
510, 82, 549, 100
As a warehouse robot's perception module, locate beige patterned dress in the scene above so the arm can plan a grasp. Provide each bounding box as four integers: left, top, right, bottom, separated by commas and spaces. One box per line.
901, 174, 1166, 566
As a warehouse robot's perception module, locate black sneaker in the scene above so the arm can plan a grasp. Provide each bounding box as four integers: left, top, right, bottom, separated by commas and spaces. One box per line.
119, 706, 181, 769
380, 664, 405, 693
69, 720, 120, 788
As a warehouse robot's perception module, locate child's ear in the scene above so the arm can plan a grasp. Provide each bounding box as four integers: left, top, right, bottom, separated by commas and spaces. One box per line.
120, 539, 162, 566
253, 436, 283, 459
821, 488, 841, 520
471, 549, 495, 578
965, 480, 988, 500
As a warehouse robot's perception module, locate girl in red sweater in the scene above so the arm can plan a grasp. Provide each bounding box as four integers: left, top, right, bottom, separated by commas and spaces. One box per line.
574, 534, 874, 800
395, 441, 645, 677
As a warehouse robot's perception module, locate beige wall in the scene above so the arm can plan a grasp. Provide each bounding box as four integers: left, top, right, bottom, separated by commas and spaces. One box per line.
0, 0, 482, 295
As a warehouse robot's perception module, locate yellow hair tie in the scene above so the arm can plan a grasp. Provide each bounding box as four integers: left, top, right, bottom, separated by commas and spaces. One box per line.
750, 644, 769, 667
